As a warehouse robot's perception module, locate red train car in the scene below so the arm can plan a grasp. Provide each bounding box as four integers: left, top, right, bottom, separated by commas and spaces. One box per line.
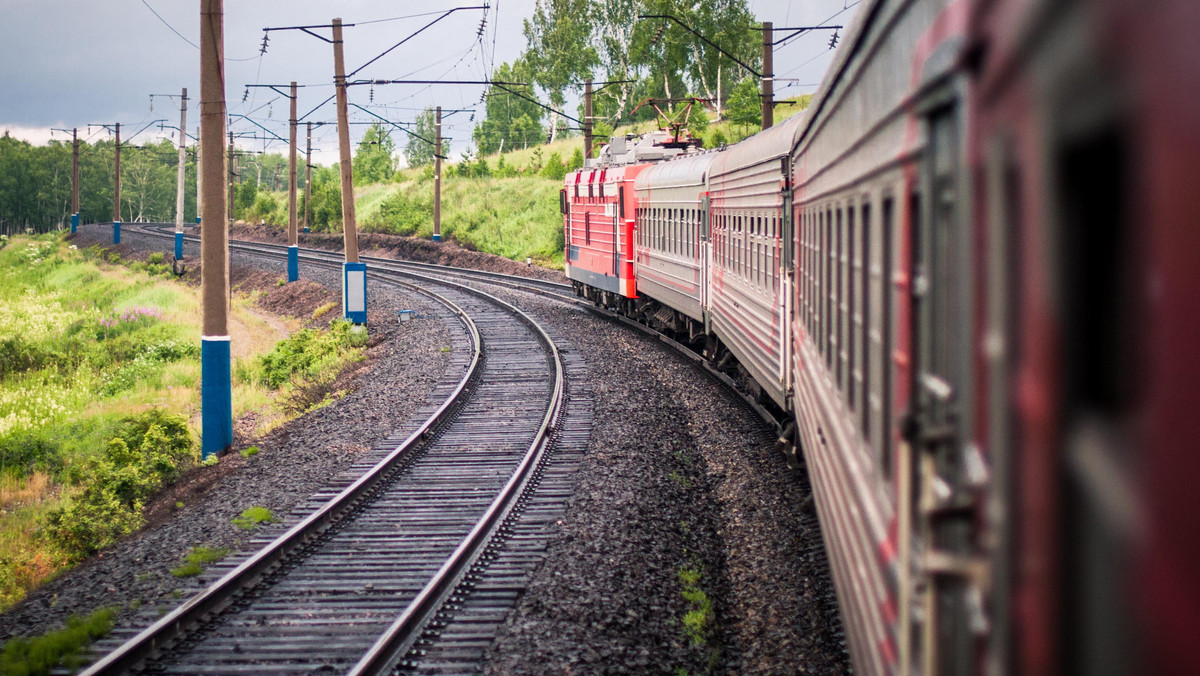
563, 133, 692, 307
968, 0, 1200, 673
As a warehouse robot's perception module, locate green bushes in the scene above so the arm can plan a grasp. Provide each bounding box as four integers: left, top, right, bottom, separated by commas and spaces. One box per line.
44, 410, 195, 561
0, 606, 115, 676
247, 319, 366, 390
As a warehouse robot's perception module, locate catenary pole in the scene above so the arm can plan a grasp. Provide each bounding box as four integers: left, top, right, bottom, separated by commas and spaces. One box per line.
227, 131, 235, 228
304, 121, 312, 232
761, 21, 774, 130
434, 105, 442, 242
584, 79, 593, 159
174, 87, 188, 259
196, 125, 202, 225
113, 122, 121, 242
200, 0, 232, 458
332, 18, 366, 324
71, 129, 79, 233
287, 81, 299, 281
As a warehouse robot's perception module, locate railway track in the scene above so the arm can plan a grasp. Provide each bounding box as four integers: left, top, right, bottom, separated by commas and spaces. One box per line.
99, 224, 839, 672
82, 227, 586, 674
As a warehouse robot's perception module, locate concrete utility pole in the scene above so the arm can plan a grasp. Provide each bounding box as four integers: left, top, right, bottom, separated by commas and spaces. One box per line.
200, 0, 232, 458
332, 17, 367, 324
287, 81, 299, 282
434, 105, 442, 242
174, 87, 188, 260
584, 79, 594, 160
304, 121, 312, 233
71, 128, 79, 233
761, 21, 774, 130
113, 122, 121, 242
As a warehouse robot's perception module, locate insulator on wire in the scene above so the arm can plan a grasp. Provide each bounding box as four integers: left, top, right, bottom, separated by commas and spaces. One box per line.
828, 30, 840, 49
651, 23, 667, 45
469, 112, 475, 122
149, 96, 154, 112
242, 88, 249, 103
260, 32, 270, 55
370, 85, 375, 103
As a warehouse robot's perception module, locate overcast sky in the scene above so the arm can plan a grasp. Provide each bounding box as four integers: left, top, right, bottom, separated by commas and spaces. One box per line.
0, 0, 859, 165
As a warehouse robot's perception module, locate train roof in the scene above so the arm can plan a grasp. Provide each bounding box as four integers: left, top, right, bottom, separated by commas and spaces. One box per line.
708, 112, 807, 178
633, 149, 723, 192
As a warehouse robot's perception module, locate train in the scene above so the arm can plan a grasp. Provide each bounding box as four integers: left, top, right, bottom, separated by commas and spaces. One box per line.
562, 0, 1200, 673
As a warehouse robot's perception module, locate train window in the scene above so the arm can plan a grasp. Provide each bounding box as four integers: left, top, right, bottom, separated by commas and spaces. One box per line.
835, 207, 845, 389
598, 182, 604, 199
880, 195, 895, 476
827, 207, 835, 372
862, 200, 873, 442
849, 204, 858, 413
588, 182, 593, 199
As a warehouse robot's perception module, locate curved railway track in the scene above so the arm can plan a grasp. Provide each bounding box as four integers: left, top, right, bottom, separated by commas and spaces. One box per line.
96, 224, 838, 672
84, 227, 571, 675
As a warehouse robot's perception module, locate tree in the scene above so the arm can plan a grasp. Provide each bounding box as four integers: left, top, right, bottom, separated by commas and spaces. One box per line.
725, 76, 762, 128
353, 123, 397, 184
522, 0, 597, 143
405, 108, 437, 168
473, 60, 545, 155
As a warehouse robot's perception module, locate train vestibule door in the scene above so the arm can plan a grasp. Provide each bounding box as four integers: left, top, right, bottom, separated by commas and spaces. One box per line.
907, 99, 990, 676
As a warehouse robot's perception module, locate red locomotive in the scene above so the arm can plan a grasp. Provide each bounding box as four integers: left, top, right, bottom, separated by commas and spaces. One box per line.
562, 0, 1200, 672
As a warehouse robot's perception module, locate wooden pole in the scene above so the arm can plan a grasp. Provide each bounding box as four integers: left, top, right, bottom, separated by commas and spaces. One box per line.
175, 87, 188, 235
761, 21, 774, 130
304, 121, 312, 231
200, 0, 232, 457
332, 18, 359, 262
584, 79, 593, 159
287, 81, 299, 281
433, 105, 442, 242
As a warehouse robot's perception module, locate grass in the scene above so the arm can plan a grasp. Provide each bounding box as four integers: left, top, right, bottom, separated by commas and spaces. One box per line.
239, 445, 260, 458
169, 545, 229, 578
231, 506, 277, 530
0, 606, 115, 676
0, 236, 294, 611
681, 566, 715, 648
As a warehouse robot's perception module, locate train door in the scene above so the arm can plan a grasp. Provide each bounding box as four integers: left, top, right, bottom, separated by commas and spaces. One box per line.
907, 98, 985, 675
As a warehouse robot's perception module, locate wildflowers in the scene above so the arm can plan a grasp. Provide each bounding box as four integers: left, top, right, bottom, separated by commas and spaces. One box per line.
97, 306, 163, 334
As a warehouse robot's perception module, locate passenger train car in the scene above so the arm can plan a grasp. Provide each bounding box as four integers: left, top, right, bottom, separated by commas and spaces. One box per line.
562, 0, 1200, 672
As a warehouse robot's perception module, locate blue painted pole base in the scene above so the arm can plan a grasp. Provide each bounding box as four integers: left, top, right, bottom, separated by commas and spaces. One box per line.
343, 261, 368, 325
113, 221, 121, 244
201, 337, 233, 459
196, 216, 202, 226
432, 232, 441, 242
287, 245, 299, 282
174, 232, 184, 260
302, 226, 310, 233
71, 213, 78, 234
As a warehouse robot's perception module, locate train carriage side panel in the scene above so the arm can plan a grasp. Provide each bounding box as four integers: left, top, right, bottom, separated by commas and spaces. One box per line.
706, 113, 806, 411
786, 0, 966, 674
633, 152, 719, 322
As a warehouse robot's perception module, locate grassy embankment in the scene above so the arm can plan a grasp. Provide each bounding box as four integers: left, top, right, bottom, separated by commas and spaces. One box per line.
0, 235, 363, 615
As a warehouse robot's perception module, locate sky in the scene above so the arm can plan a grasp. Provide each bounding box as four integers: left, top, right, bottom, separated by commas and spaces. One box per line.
0, 0, 860, 166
